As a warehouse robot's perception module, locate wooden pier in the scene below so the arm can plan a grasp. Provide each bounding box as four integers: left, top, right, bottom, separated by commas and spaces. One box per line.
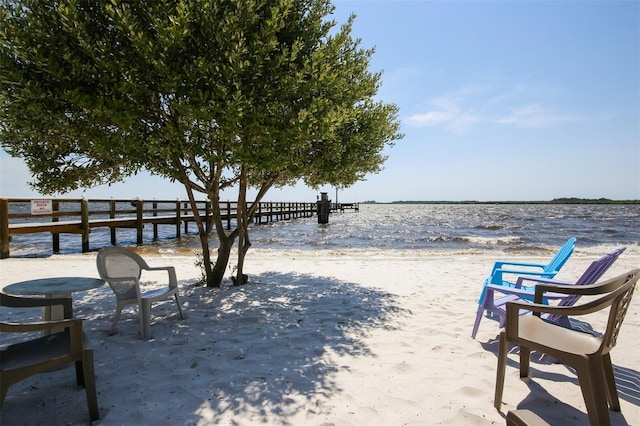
0, 198, 318, 258
335, 203, 359, 212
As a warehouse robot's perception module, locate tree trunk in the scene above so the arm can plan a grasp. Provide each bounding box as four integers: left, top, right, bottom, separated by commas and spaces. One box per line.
206, 185, 237, 288
179, 181, 218, 287
209, 233, 233, 287
233, 165, 250, 285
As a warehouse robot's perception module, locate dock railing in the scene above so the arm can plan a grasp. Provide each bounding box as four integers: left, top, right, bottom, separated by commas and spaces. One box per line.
0, 198, 317, 258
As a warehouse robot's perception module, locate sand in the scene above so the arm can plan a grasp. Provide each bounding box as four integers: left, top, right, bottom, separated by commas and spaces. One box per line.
0, 248, 638, 425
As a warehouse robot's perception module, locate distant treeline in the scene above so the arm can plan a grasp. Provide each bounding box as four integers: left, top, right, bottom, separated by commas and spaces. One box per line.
361, 198, 640, 205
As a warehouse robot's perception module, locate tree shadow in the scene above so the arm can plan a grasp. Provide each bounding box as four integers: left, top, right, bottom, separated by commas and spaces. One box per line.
19, 270, 406, 425
185, 271, 408, 423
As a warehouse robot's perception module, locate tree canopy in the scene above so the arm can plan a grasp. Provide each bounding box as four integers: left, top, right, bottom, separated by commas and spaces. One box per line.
1, 0, 403, 287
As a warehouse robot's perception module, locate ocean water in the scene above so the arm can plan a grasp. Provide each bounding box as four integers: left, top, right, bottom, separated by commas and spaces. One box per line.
6, 203, 640, 258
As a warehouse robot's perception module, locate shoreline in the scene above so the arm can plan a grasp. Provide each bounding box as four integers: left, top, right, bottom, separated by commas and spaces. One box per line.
6, 241, 640, 259
1, 250, 638, 425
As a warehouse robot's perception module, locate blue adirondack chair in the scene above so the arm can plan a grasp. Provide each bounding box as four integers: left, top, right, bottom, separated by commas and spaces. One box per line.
477, 237, 576, 308
471, 246, 625, 339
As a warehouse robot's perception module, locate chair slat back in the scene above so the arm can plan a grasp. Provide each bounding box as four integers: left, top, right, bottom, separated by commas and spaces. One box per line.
96, 247, 145, 300
604, 271, 639, 350
543, 237, 576, 274
554, 247, 626, 310
103, 253, 142, 279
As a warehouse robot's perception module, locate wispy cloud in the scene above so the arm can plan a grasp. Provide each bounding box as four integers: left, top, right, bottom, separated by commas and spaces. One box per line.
405, 87, 482, 132
495, 103, 582, 127
405, 83, 598, 132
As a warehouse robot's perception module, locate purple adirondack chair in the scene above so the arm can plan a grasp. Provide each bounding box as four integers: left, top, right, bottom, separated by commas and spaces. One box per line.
471, 247, 626, 339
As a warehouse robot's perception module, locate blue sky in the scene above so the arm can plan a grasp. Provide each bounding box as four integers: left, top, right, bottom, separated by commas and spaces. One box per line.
1, 0, 638, 202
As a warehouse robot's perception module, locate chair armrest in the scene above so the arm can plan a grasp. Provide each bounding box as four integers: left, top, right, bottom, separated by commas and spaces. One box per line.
0, 292, 73, 318
506, 287, 619, 324
492, 261, 546, 272
105, 276, 139, 283
515, 276, 573, 288
505, 279, 628, 329
1, 319, 85, 357
144, 266, 175, 273
485, 284, 564, 303
491, 269, 560, 288
533, 279, 626, 302
493, 267, 553, 277
0, 318, 82, 333
143, 266, 178, 287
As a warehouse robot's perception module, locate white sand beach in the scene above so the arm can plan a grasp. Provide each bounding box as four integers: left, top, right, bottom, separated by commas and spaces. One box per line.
1, 248, 639, 425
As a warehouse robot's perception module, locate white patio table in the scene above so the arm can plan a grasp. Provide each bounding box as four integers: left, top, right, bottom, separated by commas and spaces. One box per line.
3, 277, 105, 320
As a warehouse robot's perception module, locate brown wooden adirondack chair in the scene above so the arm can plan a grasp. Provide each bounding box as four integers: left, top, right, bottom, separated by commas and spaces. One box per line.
0, 292, 99, 422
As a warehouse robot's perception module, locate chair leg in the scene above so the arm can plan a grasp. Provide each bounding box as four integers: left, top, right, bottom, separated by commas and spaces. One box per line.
471, 304, 485, 338
494, 331, 508, 410
75, 360, 85, 386
506, 409, 550, 426
0, 383, 8, 408
498, 312, 507, 328
174, 293, 185, 319
111, 303, 124, 334
519, 345, 531, 378
577, 358, 611, 426
602, 353, 620, 411
82, 348, 100, 421
141, 300, 152, 340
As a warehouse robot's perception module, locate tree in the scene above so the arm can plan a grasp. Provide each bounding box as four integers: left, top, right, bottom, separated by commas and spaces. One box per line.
0, 0, 402, 287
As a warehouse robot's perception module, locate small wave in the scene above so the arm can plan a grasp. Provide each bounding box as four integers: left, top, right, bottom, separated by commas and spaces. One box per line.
473, 224, 503, 230
502, 245, 551, 255
464, 236, 521, 246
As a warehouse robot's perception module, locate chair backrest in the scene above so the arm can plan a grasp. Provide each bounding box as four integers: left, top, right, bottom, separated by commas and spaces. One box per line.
554, 247, 626, 311
543, 237, 576, 274
587, 269, 639, 353
96, 247, 146, 300
96, 247, 147, 279
547, 269, 639, 355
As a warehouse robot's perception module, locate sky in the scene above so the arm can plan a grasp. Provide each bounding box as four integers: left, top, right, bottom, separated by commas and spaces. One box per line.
1, 0, 639, 203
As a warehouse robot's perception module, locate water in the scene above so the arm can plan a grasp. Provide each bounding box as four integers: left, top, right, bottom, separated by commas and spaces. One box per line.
6, 203, 639, 258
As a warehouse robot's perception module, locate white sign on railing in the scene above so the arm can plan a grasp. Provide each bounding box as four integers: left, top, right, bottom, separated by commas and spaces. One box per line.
31, 200, 53, 215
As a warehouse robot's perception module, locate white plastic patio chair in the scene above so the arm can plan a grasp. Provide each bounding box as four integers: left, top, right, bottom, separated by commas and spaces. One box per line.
96, 247, 184, 340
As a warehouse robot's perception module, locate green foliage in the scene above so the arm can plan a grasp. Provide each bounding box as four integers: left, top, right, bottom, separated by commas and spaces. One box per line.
1, 0, 403, 286
193, 250, 209, 286
1, 0, 401, 195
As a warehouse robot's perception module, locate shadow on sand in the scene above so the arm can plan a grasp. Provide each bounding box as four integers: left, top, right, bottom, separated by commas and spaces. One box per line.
1, 270, 408, 424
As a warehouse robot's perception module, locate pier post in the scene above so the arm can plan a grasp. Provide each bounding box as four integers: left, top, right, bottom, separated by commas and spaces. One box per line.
0, 198, 9, 258
183, 201, 189, 234
175, 200, 181, 237
52, 200, 60, 253
136, 198, 144, 244
317, 192, 330, 224
81, 198, 90, 252
153, 201, 159, 240
110, 199, 117, 245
